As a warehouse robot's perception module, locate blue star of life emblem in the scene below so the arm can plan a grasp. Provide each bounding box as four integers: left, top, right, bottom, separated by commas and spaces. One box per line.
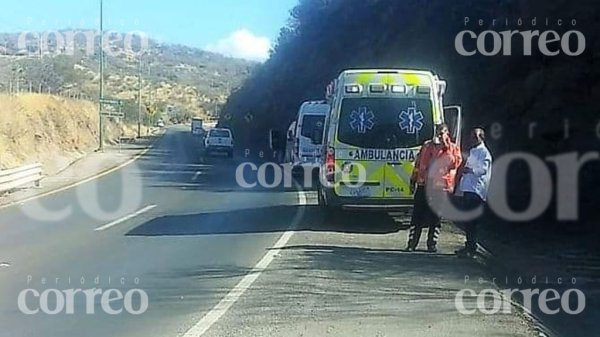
350, 107, 375, 134
399, 101, 424, 134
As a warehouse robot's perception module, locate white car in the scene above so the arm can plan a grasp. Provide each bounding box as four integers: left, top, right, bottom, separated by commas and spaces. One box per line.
204, 128, 234, 157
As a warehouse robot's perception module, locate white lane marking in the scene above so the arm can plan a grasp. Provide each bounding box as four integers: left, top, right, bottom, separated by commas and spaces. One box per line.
182, 192, 306, 337
297, 191, 318, 205
0, 131, 165, 211
94, 205, 157, 232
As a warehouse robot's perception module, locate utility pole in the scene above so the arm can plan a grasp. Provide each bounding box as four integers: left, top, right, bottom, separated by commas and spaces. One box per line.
137, 54, 142, 138
98, 0, 104, 151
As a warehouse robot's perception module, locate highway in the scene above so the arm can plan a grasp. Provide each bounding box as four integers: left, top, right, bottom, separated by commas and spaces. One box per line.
0, 126, 535, 337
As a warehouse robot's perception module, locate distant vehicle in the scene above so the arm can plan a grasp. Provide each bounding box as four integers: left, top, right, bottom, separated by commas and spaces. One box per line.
156, 120, 165, 128
191, 117, 204, 136
317, 69, 462, 212
204, 128, 234, 157
291, 101, 329, 173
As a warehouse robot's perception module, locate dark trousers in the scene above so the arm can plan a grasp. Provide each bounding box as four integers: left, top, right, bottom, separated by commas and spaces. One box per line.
408, 186, 444, 249
462, 192, 484, 252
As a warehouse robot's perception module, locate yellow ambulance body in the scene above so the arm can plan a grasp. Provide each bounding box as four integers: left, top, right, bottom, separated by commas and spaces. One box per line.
317, 69, 459, 211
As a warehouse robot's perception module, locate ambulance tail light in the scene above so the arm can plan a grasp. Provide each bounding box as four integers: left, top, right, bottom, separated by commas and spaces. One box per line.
325, 147, 335, 182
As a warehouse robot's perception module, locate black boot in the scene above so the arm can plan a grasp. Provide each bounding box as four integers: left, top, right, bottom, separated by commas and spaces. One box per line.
426, 224, 441, 253
405, 225, 422, 252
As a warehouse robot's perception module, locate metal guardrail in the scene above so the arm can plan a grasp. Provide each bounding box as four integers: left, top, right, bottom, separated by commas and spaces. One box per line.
118, 136, 137, 144
0, 163, 43, 193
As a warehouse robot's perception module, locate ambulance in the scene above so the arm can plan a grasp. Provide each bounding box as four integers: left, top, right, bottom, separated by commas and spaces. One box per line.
291, 101, 329, 174
316, 69, 462, 211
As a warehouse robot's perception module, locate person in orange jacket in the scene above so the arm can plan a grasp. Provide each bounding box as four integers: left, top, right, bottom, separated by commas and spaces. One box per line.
406, 123, 462, 252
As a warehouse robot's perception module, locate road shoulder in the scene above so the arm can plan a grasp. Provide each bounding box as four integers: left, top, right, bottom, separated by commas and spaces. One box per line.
0, 132, 164, 209
198, 210, 537, 337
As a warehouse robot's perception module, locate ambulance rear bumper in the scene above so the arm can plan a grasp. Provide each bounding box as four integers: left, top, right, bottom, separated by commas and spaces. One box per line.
322, 187, 414, 211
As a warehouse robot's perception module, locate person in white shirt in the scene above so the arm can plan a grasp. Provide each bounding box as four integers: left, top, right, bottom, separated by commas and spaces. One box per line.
456, 127, 492, 257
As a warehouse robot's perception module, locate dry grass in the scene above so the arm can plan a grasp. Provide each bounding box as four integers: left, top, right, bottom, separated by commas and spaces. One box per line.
0, 94, 135, 174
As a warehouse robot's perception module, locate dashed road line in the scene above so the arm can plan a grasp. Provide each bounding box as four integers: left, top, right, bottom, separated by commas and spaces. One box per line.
94, 205, 157, 232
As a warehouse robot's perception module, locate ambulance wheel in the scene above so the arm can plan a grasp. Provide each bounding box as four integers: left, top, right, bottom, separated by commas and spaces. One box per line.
317, 183, 330, 207
323, 205, 344, 222
318, 185, 326, 206
318, 185, 343, 220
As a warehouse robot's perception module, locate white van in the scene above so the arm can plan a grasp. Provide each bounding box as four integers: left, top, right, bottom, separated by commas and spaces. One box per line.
292, 101, 329, 172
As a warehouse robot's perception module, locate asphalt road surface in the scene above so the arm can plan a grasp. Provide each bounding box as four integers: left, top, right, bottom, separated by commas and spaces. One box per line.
0, 126, 536, 337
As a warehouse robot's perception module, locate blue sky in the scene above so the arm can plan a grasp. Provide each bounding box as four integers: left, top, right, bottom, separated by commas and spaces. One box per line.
0, 0, 298, 61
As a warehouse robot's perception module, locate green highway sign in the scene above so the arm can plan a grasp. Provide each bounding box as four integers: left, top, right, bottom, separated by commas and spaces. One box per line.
100, 111, 125, 118
100, 98, 123, 106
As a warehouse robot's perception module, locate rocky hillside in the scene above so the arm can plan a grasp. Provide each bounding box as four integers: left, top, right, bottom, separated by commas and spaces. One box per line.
0, 94, 134, 174
222, 0, 600, 224
0, 30, 256, 121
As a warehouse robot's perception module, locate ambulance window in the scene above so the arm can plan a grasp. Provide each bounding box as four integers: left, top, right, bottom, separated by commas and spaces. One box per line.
300, 115, 325, 138
337, 98, 434, 149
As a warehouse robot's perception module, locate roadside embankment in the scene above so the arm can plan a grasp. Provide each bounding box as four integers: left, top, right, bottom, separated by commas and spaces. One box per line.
0, 94, 136, 175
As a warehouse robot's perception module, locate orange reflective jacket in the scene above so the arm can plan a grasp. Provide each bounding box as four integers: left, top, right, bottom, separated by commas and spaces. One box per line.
411, 139, 462, 192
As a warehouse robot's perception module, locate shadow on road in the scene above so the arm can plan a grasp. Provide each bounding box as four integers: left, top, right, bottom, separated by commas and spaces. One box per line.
276, 244, 462, 282
151, 244, 492, 328
127, 206, 403, 236
137, 148, 312, 193
134, 128, 320, 193
156, 245, 463, 289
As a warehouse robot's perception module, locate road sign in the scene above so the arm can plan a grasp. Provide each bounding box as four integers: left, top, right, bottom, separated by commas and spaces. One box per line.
100, 111, 124, 118
100, 98, 123, 106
